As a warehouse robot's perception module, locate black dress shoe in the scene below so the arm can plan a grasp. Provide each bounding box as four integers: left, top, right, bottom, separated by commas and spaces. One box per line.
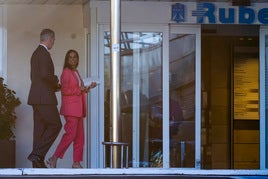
32, 160, 47, 168
28, 154, 47, 168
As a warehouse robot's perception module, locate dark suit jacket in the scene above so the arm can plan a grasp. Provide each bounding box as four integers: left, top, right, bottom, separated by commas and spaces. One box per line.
28, 45, 59, 105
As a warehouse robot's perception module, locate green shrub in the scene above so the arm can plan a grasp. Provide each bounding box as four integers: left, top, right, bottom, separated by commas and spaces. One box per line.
0, 77, 21, 140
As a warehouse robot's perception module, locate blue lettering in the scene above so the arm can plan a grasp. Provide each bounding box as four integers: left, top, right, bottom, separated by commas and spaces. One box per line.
219, 8, 235, 23
258, 8, 268, 24
203, 3, 216, 23
192, 2, 268, 25
239, 6, 255, 24
192, 3, 216, 23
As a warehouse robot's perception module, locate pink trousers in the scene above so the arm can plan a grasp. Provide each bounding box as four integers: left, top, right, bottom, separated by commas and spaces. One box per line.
54, 116, 84, 162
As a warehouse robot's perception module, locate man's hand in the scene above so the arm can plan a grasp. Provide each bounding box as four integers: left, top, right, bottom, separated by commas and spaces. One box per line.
55, 83, 61, 92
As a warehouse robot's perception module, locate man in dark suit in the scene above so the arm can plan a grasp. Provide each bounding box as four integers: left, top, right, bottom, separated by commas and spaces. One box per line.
27, 29, 62, 168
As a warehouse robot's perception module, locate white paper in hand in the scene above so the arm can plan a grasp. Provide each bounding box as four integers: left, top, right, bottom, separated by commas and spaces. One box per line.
83, 76, 100, 87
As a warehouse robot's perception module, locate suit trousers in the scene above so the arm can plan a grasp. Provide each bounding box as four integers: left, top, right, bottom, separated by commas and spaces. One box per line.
54, 116, 84, 162
30, 105, 62, 159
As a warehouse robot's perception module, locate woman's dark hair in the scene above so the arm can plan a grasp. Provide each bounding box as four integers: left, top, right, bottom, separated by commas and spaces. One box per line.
63, 49, 79, 69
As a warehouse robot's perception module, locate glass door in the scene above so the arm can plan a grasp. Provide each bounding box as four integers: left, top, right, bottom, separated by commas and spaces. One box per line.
101, 26, 166, 168
99, 25, 201, 168
169, 25, 201, 168
104, 31, 165, 168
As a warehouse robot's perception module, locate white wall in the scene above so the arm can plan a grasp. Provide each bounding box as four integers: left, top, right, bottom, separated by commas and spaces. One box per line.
6, 4, 86, 168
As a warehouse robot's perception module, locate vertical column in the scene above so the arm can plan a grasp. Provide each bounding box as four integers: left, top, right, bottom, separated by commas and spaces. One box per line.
0, 6, 7, 81
110, 0, 121, 168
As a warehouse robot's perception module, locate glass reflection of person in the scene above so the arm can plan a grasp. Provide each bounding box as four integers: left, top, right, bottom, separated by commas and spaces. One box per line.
170, 98, 184, 136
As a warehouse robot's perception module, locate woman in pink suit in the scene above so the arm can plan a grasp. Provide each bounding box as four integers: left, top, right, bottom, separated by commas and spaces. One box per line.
47, 49, 96, 168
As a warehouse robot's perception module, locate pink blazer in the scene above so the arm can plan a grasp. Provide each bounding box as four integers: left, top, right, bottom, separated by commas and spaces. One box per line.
60, 68, 86, 117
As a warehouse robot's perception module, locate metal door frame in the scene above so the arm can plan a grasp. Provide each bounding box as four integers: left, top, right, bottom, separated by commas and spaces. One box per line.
260, 26, 268, 170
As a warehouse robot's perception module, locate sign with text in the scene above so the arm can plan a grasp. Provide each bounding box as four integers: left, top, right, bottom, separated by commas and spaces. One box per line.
234, 54, 259, 120
172, 2, 268, 25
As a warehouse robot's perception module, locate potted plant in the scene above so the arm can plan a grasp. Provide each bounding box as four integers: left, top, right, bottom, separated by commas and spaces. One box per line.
0, 77, 21, 168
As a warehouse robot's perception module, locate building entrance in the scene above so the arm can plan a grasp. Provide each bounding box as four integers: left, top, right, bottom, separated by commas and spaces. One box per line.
100, 24, 263, 169
201, 25, 260, 169
101, 26, 200, 168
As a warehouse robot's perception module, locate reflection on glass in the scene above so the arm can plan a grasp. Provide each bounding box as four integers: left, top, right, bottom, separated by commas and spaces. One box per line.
104, 32, 163, 167
169, 34, 196, 167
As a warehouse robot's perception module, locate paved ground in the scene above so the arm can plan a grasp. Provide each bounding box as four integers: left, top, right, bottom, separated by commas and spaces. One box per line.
0, 168, 267, 179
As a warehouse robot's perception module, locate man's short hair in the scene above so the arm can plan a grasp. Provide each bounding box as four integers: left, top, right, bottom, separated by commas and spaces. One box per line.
40, 28, 55, 42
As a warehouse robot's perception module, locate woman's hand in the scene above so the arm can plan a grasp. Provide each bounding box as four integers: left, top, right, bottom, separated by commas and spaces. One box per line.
89, 82, 97, 89
81, 86, 89, 93
81, 82, 97, 93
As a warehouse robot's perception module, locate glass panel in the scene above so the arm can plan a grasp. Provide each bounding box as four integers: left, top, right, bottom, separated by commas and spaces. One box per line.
104, 32, 163, 168
169, 33, 196, 167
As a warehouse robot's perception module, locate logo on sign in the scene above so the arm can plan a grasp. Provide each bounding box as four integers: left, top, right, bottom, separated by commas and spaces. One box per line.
171, 3, 185, 23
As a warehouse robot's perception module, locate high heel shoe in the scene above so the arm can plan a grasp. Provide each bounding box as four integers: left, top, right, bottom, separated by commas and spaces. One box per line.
46, 156, 57, 168
72, 163, 83, 168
